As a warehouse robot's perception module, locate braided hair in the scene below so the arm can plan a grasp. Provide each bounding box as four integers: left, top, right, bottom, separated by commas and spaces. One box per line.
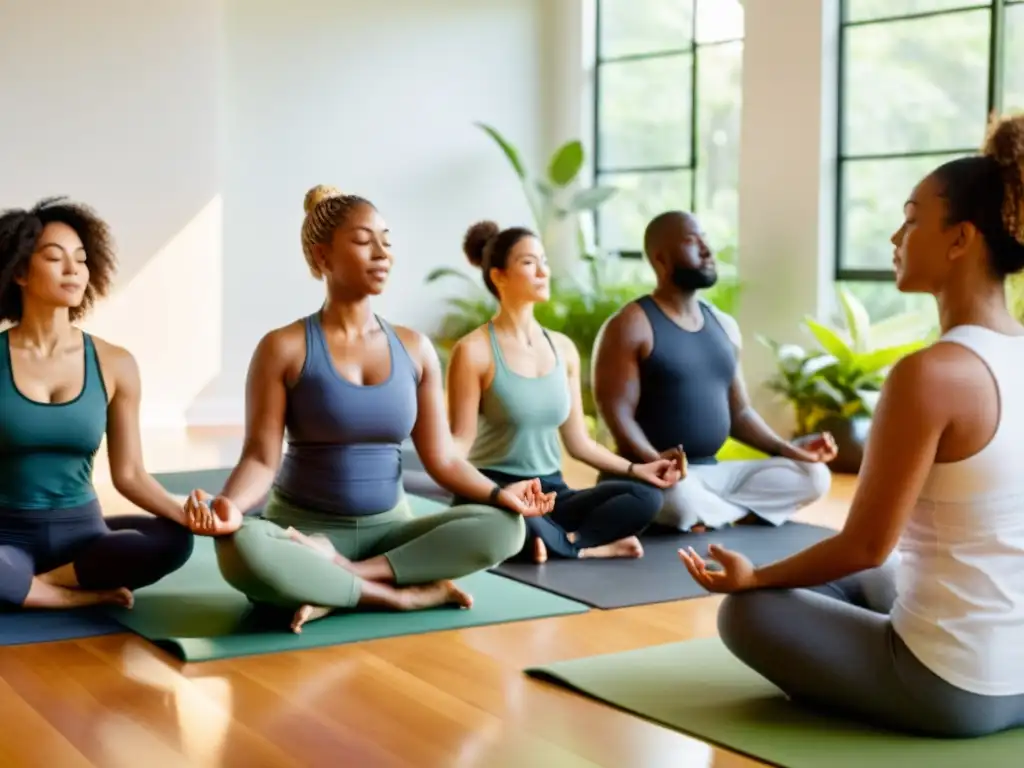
300, 185, 375, 279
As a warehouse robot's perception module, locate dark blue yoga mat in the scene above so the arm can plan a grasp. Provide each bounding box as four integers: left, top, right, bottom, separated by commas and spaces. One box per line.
0, 608, 124, 647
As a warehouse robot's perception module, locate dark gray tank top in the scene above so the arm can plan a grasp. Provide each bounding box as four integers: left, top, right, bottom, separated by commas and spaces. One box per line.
633, 296, 736, 464
274, 313, 419, 515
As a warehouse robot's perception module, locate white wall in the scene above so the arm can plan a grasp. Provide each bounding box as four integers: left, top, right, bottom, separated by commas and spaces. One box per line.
0, 0, 224, 428
1, 0, 556, 428
190, 0, 554, 425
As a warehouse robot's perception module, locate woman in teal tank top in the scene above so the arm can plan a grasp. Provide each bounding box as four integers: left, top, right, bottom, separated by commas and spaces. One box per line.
446, 221, 682, 563
0, 198, 195, 612
182, 186, 551, 633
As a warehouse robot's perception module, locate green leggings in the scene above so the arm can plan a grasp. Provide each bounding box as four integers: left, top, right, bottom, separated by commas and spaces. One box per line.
215, 490, 525, 609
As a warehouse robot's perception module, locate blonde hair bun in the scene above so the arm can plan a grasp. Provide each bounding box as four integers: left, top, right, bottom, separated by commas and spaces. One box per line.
303, 185, 343, 215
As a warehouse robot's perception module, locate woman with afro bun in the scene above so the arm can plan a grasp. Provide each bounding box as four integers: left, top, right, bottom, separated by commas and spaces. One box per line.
679, 113, 1024, 737
0, 197, 194, 613
445, 220, 682, 564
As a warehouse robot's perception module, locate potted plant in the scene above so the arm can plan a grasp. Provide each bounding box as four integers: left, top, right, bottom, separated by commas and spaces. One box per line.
761, 287, 936, 473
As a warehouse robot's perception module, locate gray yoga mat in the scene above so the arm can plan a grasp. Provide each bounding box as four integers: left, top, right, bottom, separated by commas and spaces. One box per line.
492, 522, 836, 609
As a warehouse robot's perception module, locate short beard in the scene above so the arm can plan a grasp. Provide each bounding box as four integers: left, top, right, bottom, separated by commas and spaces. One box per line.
671, 265, 718, 291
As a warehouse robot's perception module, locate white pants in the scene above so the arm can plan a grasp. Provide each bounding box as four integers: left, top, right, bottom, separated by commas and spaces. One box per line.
655, 458, 831, 530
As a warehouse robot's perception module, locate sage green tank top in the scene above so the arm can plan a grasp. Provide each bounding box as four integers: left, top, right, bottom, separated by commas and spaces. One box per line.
466, 323, 571, 478
0, 330, 108, 511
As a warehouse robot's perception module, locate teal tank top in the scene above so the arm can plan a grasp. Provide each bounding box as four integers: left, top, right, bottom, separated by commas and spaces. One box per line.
0, 331, 108, 511
466, 323, 571, 478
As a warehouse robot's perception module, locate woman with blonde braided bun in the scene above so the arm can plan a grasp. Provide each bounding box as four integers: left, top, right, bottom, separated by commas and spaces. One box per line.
679, 113, 1024, 737
182, 185, 551, 633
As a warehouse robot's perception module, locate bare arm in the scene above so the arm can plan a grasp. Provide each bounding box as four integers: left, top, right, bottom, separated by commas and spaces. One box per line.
444, 332, 486, 460
727, 362, 791, 456
218, 329, 294, 512
556, 335, 633, 475
750, 349, 953, 588
405, 329, 525, 507
103, 343, 188, 525
592, 305, 661, 463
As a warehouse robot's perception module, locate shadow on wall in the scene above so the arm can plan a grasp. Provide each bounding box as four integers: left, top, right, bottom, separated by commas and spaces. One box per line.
0, 0, 226, 427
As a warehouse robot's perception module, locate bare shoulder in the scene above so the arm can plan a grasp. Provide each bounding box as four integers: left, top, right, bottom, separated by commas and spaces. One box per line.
889, 339, 992, 398
249, 319, 307, 387
390, 323, 440, 380
446, 324, 493, 368
89, 333, 139, 382
257, 319, 305, 358
701, 300, 743, 349
595, 300, 652, 353
548, 330, 581, 364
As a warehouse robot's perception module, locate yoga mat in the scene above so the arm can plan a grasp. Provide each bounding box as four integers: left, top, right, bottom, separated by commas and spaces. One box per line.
493, 522, 835, 609
526, 638, 1024, 767
107, 534, 588, 663
0, 608, 124, 646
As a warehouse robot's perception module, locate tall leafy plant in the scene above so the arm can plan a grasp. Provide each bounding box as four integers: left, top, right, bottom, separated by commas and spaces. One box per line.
762, 287, 935, 435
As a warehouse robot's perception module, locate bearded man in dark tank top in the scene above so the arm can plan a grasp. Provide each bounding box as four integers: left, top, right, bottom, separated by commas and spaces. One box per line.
592, 211, 835, 532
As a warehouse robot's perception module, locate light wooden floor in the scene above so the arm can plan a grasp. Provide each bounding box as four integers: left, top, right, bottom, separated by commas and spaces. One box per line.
0, 428, 855, 768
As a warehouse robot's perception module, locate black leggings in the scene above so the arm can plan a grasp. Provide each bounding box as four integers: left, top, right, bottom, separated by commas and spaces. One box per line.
0, 499, 195, 607
456, 470, 662, 559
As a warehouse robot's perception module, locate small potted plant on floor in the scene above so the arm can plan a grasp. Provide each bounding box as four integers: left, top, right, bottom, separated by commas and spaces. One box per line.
761, 287, 936, 473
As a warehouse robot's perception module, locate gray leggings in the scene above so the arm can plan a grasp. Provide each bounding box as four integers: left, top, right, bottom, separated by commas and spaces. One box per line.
718, 562, 1024, 738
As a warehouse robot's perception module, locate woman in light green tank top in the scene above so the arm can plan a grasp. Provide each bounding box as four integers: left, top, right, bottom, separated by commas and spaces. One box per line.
446, 221, 683, 563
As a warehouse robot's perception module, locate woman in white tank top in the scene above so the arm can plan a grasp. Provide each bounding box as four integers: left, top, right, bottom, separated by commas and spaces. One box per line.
678, 112, 1024, 738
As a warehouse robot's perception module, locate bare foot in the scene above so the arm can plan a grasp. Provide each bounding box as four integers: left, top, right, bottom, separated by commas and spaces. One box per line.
290, 604, 333, 633
691, 524, 708, 533
395, 580, 473, 611
579, 536, 644, 559
533, 537, 548, 564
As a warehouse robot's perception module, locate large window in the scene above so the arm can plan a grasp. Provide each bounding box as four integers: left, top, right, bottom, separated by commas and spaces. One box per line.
836, 0, 1024, 318
593, 0, 744, 257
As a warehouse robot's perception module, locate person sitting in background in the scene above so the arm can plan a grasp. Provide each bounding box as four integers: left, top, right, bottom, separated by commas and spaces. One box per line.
0, 197, 194, 612
681, 112, 1024, 739
184, 186, 550, 633
444, 220, 680, 564
592, 210, 835, 533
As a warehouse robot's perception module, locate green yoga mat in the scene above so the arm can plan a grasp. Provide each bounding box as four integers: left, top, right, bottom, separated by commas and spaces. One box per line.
107, 527, 588, 663
526, 638, 1024, 767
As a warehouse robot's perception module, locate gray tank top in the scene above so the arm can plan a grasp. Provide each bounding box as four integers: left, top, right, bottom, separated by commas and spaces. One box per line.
274, 312, 419, 515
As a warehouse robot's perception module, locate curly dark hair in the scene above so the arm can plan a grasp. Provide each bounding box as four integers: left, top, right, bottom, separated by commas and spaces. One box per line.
0, 196, 117, 323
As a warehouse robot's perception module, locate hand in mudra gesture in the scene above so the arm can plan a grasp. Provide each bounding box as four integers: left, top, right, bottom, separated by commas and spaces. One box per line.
678, 543, 757, 593
658, 444, 688, 480
183, 489, 244, 535
499, 478, 556, 517
630, 457, 683, 488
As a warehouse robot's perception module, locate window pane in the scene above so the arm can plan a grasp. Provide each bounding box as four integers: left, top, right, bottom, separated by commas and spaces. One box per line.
596, 170, 693, 253
845, 0, 988, 23
695, 0, 743, 43
1004, 5, 1024, 113
599, 0, 693, 59
695, 41, 742, 249
841, 153, 967, 270
598, 54, 693, 169
843, 9, 990, 156
834, 281, 938, 325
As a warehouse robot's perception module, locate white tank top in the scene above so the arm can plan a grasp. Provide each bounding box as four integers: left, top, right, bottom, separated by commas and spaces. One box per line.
891, 325, 1024, 696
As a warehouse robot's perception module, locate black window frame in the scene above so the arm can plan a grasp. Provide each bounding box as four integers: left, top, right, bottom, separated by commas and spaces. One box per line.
835, 0, 1020, 281
592, 0, 744, 259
